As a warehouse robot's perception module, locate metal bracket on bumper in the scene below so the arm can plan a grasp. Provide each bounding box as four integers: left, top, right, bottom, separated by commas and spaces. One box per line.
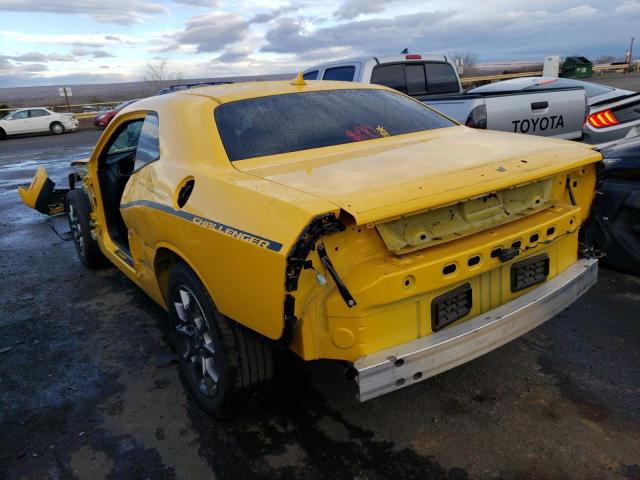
354, 259, 598, 402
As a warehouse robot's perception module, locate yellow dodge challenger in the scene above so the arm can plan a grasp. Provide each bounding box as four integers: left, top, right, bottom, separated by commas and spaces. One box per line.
19, 77, 602, 417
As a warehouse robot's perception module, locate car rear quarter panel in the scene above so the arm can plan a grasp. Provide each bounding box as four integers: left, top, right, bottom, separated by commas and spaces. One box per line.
117, 95, 338, 340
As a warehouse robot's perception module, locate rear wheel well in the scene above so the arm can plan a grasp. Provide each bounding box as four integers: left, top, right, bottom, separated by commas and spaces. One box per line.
0, 127, 6, 139
154, 247, 183, 302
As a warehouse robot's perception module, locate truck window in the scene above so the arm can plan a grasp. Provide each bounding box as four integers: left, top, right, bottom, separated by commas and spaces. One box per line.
371, 64, 406, 93
323, 66, 355, 81
303, 70, 319, 80
425, 63, 459, 94
215, 89, 455, 161
405, 64, 427, 95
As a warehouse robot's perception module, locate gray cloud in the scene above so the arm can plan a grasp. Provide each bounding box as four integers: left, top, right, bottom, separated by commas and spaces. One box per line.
250, 4, 299, 23
214, 46, 253, 63
334, 0, 397, 20
8, 52, 76, 62
92, 50, 115, 58
0, 0, 167, 24
173, 0, 218, 5
72, 47, 115, 58
171, 12, 249, 53
261, 12, 453, 54
0, 55, 49, 84
47, 53, 76, 62
11, 52, 48, 62
262, 3, 637, 61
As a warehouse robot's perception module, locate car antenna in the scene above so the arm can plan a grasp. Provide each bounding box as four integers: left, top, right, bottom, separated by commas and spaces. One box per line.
290, 72, 306, 86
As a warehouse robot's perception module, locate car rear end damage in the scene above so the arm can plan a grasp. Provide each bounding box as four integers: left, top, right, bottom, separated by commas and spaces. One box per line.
277, 148, 601, 397
354, 258, 597, 401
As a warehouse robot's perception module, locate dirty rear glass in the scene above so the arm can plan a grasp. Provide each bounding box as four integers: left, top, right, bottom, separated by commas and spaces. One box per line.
215, 89, 455, 161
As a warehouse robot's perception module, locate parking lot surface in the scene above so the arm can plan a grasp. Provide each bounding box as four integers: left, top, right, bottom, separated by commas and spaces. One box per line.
0, 130, 639, 480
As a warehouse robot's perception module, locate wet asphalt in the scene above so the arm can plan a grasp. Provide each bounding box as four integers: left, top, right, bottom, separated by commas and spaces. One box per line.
0, 129, 639, 480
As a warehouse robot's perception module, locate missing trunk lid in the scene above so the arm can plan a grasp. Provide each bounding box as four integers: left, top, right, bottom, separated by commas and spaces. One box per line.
376, 177, 555, 254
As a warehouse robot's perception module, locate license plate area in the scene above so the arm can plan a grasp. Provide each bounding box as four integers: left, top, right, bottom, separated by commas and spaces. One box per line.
431, 283, 473, 332
511, 254, 549, 292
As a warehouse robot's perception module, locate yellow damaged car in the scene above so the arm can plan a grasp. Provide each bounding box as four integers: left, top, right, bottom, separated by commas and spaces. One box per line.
19, 77, 603, 417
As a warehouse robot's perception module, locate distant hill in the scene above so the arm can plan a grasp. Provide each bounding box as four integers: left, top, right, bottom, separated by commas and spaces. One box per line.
0, 74, 293, 109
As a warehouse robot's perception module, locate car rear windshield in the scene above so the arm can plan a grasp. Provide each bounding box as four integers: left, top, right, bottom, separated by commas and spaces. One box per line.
215, 89, 455, 161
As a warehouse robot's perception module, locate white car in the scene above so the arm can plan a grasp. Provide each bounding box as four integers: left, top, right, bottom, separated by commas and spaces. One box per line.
0, 108, 78, 140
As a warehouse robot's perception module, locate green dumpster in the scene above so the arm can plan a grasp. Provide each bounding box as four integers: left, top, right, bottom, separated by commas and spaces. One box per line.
561, 56, 593, 78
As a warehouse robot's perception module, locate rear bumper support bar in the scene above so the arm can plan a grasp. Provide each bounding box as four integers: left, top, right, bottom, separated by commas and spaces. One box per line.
354, 258, 598, 402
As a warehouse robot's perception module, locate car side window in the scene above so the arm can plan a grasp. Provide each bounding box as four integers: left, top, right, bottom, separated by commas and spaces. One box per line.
134, 113, 160, 171
107, 120, 144, 164
29, 109, 50, 118
323, 66, 355, 81
11, 111, 29, 120
303, 70, 318, 80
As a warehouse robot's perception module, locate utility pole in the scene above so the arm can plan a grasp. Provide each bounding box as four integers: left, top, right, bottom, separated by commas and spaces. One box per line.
630, 37, 635, 72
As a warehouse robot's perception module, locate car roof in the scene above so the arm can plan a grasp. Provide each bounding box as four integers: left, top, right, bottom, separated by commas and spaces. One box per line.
303, 54, 449, 72
168, 79, 389, 104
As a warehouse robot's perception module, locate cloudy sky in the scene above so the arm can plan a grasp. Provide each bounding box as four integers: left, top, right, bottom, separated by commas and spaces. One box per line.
0, 0, 639, 87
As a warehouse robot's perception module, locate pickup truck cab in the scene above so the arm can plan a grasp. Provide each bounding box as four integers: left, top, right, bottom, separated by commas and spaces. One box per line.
19, 79, 601, 416
303, 54, 588, 140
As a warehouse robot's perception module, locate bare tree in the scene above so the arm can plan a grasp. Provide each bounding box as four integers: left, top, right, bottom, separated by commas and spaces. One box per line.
449, 51, 479, 67
145, 59, 184, 88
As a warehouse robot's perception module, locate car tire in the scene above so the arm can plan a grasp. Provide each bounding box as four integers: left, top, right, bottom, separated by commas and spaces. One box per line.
167, 262, 274, 418
65, 189, 106, 269
0, 128, 6, 140
50, 121, 65, 135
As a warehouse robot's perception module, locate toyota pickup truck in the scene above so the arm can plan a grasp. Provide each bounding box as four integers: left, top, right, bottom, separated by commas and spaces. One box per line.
303, 54, 588, 140
19, 79, 601, 417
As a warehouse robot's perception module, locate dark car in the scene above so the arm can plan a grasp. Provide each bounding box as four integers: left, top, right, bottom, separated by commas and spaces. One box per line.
585, 136, 640, 274
155, 81, 232, 95
93, 99, 139, 128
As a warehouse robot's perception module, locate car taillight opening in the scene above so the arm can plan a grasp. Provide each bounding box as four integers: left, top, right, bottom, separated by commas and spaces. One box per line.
587, 109, 619, 129
465, 104, 487, 129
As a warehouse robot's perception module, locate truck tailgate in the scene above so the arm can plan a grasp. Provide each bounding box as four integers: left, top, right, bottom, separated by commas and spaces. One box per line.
483, 87, 586, 140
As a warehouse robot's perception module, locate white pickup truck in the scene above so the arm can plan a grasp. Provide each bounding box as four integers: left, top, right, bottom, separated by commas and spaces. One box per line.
303, 54, 588, 140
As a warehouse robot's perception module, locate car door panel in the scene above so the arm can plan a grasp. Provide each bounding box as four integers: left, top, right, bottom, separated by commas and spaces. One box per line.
6, 111, 30, 134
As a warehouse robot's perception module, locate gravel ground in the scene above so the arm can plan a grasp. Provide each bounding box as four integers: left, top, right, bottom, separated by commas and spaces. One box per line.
0, 126, 639, 480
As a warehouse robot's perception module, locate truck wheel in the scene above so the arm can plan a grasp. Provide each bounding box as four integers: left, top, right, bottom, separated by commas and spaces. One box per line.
167, 262, 274, 418
50, 122, 65, 135
65, 189, 105, 268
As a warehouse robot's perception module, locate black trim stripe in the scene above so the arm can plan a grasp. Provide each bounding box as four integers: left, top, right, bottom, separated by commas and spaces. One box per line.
120, 200, 283, 252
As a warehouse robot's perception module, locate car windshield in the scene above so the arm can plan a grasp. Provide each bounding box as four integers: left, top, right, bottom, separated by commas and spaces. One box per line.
215, 89, 455, 161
